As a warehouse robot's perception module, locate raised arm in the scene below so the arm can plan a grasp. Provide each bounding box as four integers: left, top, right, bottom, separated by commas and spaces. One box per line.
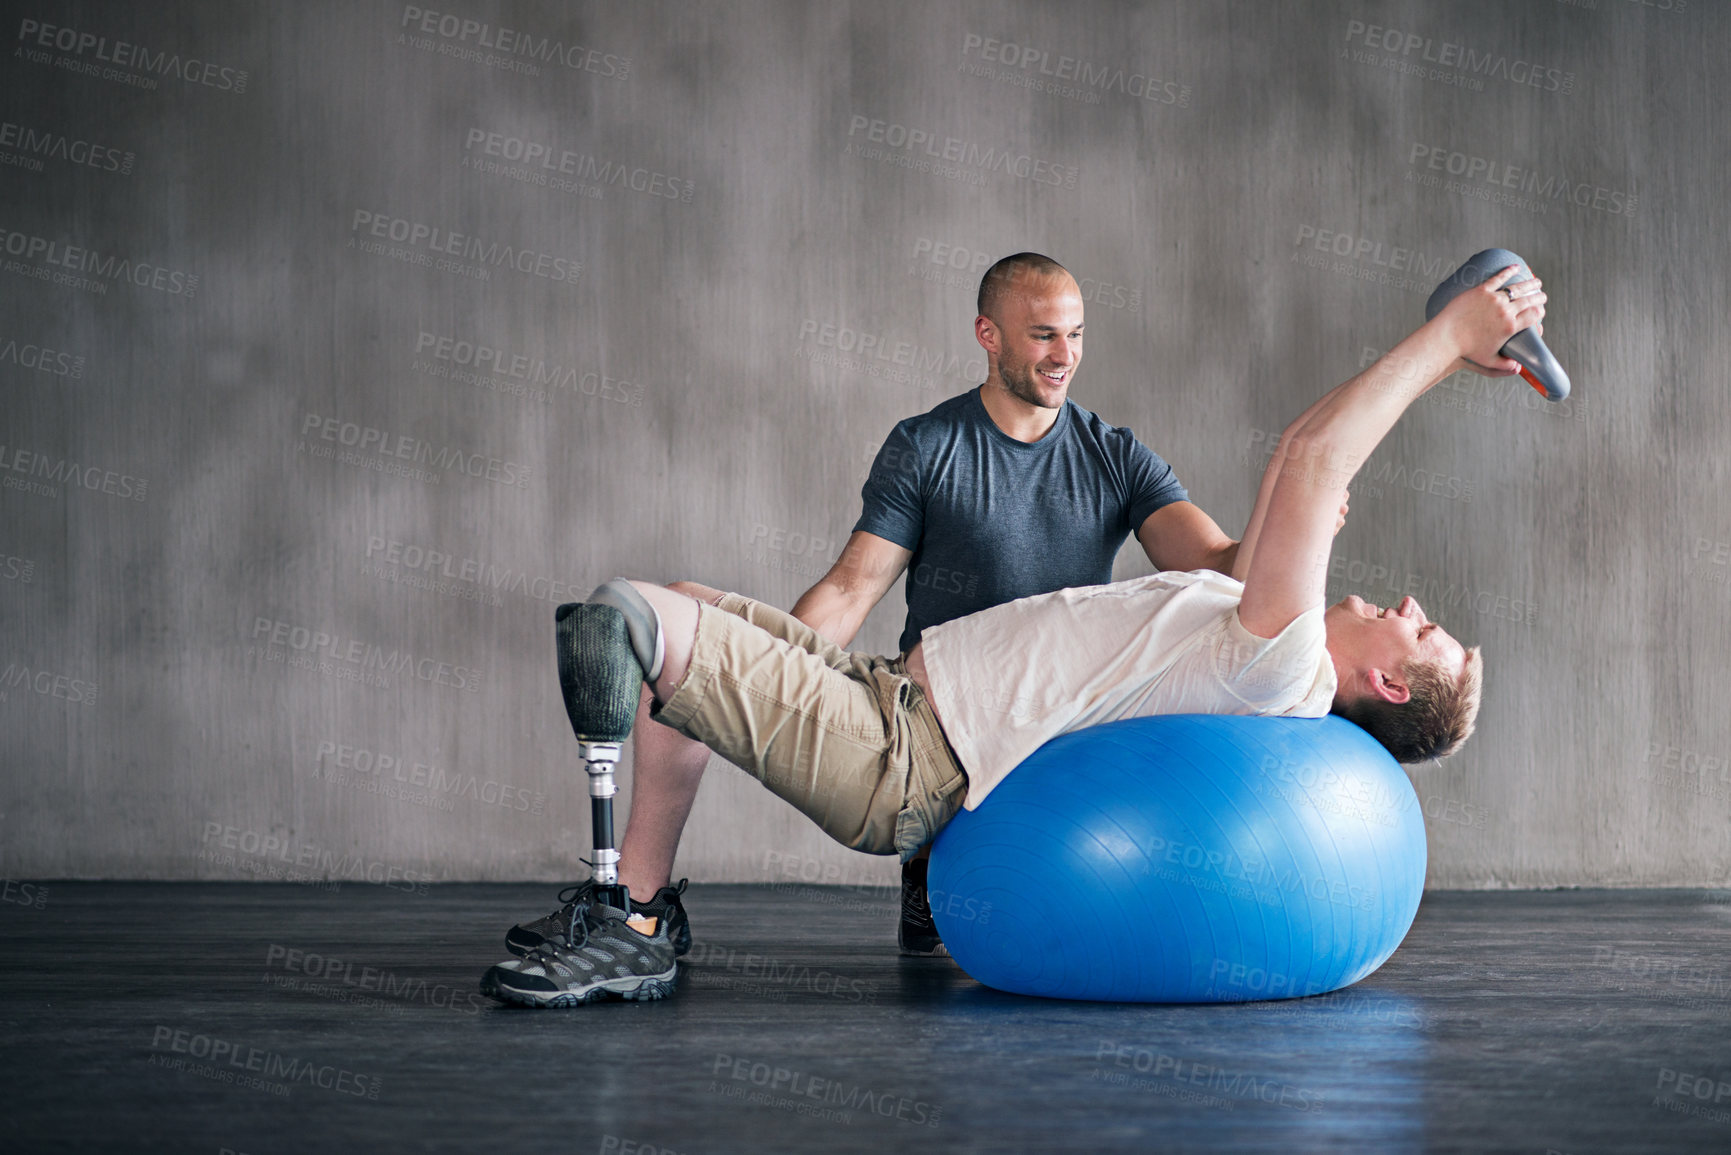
1236, 266, 1544, 638
788, 530, 912, 647
1231, 378, 1356, 582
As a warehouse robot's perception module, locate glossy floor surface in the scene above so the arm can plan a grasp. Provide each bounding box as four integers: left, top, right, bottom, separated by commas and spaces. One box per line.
3, 884, 1729, 1153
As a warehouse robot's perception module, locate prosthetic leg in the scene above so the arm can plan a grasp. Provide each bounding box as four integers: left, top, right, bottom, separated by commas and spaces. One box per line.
553, 579, 665, 914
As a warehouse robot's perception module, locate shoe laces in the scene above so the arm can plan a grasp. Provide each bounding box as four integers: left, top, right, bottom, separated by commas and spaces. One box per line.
548, 862, 606, 929
560, 896, 632, 951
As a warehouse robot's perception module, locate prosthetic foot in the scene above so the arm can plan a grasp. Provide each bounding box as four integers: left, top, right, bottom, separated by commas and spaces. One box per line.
1426, 248, 1570, 402
553, 579, 665, 913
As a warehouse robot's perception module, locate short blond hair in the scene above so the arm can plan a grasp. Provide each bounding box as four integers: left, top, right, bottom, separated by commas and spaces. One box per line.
1333, 647, 1484, 763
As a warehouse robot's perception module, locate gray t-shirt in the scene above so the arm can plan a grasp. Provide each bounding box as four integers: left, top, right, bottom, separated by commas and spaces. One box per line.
855, 389, 1189, 652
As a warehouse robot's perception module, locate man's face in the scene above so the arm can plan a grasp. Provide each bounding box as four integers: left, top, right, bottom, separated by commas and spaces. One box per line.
1324, 595, 1466, 697
983, 272, 1085, 409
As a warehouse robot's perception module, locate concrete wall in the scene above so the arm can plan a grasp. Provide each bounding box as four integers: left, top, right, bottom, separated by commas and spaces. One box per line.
1, 0, 1725, 889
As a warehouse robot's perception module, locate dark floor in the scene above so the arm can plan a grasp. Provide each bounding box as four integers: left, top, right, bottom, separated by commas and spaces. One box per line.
3, 884, 1731, 1154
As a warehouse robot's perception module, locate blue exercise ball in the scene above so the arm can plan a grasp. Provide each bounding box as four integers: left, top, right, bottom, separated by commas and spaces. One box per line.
926, 715, 1427, 1003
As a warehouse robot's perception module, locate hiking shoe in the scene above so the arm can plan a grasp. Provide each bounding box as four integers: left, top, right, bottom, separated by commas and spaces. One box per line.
506, 878, 691, 958
482, 900, 678, 1008
897, 857, 948, 957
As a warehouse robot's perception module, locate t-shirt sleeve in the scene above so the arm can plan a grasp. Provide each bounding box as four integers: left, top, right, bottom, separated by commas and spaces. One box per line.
1208, 605, 1334, 715
1120, 434, 1189, 530
852, 422, 925, 550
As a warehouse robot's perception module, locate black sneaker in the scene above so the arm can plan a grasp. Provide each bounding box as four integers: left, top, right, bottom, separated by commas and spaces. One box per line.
897, 857, 948, 957
481, 900, 678, 1008
506, 878, 691, 958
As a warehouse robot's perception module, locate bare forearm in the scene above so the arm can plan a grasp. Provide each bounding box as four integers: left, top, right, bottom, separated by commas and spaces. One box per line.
789, 578, 870, 647
787, 531, 911, 647
1204, 540, 1240, 577
1138, 501, 1238, 576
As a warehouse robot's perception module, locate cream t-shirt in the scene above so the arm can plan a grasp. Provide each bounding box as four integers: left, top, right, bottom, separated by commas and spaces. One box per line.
919, 570, 1338, 809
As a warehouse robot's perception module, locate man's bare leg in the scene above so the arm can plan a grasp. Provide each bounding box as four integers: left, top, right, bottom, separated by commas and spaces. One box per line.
612, 580, 718, 898
616, 691, 709, 897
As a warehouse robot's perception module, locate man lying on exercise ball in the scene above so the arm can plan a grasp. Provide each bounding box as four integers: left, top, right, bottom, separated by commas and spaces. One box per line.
481, 261, 1547, 1008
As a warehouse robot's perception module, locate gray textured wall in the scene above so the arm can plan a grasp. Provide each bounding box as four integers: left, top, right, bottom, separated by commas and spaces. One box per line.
1, 0, 1726, 890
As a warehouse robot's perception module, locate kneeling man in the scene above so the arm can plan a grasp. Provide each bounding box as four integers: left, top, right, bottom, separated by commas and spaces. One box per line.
482, 265, 1544, 1007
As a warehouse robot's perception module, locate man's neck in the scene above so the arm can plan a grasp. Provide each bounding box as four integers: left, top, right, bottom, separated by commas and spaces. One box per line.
977, 382, 1063, 444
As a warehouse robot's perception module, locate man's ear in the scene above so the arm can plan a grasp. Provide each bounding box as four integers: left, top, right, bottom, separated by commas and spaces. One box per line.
1368, 667, 1411, 705
974, 314, 1000, 355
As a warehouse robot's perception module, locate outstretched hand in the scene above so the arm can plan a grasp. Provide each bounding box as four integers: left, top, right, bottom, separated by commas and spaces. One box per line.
1439, 265, 1547, 377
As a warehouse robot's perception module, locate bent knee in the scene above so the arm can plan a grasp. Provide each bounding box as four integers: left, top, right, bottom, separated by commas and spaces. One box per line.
667, 579, 727, 606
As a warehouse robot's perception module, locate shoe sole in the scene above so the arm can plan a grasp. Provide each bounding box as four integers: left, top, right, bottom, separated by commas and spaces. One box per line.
506, 916, 692, 959
482, 964, 678, 1008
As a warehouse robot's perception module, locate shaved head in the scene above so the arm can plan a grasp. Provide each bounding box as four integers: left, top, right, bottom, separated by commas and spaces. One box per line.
977, 252, 1072, 322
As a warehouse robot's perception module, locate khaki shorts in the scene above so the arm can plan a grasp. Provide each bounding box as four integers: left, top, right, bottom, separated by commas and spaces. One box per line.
652, 593, 967, 861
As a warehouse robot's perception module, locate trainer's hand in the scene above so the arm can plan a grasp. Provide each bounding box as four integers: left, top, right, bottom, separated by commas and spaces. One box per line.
1334, 496, 1349, 535
1443, 265, 1547, 377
